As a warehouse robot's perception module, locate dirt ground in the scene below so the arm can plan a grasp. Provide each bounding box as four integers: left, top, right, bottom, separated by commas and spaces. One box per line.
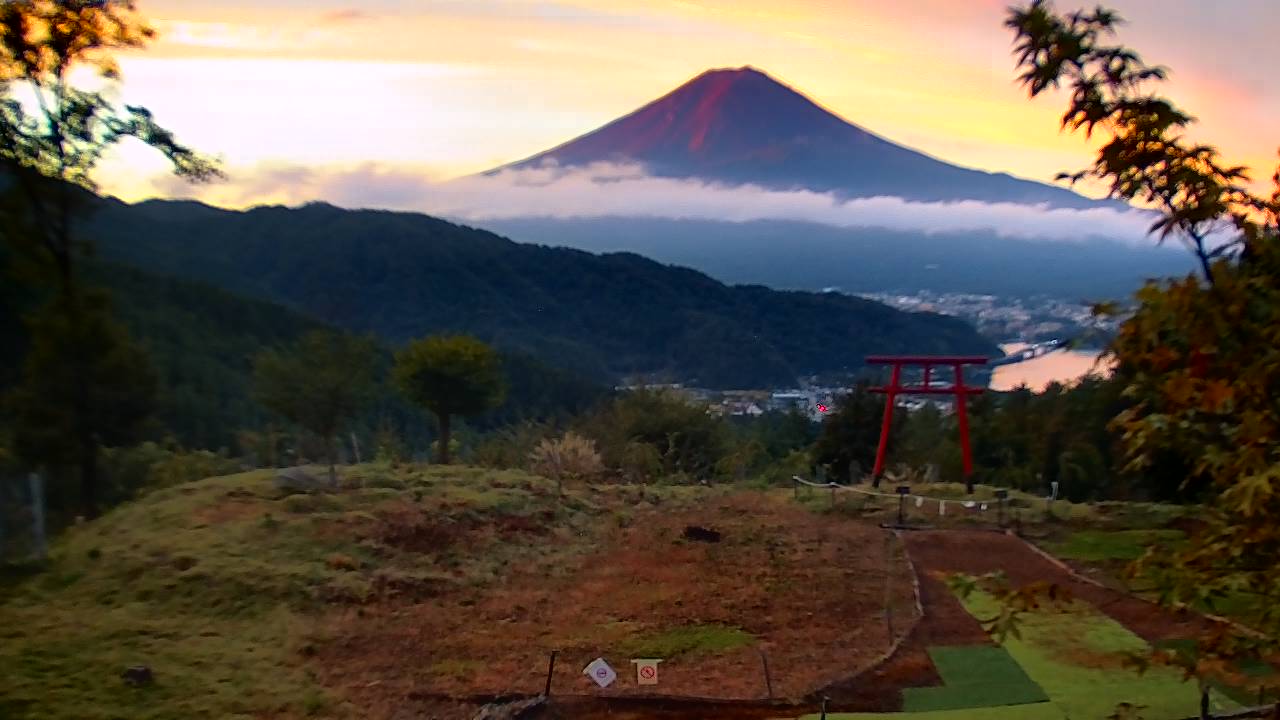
900, 530, 1219, 643
312, 508, 1229, 720
314, 492, 918, 720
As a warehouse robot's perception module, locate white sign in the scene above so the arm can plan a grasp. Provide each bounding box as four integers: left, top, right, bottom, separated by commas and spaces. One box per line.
583, 658, 616, 688
632, 658, 662, 686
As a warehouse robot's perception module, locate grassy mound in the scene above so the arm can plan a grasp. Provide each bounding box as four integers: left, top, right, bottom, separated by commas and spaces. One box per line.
0, 464, 680, 720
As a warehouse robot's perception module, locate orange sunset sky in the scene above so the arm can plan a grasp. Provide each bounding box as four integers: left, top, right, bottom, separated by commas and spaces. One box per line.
95, 0, 1278, 208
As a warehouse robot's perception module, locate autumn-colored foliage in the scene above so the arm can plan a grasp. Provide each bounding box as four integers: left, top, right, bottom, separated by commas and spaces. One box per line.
1002, 0, 1280, 691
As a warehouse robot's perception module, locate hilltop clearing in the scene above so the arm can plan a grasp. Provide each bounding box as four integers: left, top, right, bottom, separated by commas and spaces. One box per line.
0, 467, 915, 719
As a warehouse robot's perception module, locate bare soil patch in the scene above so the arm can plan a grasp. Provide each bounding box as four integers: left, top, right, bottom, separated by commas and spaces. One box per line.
313, 492, 917, 719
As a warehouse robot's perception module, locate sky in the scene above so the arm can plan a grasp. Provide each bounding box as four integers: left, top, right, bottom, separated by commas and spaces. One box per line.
95, 0, 1278, 216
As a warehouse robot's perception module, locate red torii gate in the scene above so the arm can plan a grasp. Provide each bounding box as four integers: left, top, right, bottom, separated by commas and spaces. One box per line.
866, 355, 988, 493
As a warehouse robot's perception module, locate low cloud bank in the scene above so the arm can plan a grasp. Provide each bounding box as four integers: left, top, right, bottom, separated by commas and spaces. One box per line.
153, 160, 1161, 244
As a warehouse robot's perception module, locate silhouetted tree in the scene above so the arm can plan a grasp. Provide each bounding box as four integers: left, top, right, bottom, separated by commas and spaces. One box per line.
7, 290, 155, 517
0, 0, 218, 517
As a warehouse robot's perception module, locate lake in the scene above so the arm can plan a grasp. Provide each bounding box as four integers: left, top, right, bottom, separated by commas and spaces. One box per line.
989, 342, 1112, 392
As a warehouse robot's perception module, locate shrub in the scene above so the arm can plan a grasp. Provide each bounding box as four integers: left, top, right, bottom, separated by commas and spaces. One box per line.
472, 421, 555, 470
529, 432, 604, 492
580, 389, 731, 481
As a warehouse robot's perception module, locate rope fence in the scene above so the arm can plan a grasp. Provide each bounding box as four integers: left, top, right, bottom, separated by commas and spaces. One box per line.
791, 475, 1016, 523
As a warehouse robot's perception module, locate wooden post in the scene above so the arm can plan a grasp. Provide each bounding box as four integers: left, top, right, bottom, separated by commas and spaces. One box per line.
884, 533, 896, 639
758, 649, 774, 699
29, 473, 47, 560
544, 649, 558, 696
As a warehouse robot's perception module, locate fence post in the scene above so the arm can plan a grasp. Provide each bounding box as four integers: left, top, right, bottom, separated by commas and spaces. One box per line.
758, 648, 774, 699
0, 476, 7, 562
29, 473, 47, 560
544, 649, 558, 696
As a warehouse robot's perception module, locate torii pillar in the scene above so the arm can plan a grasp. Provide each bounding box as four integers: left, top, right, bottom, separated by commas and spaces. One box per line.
866, 355, 988, 494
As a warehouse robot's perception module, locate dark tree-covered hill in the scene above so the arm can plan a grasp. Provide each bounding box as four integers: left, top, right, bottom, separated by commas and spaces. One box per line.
83, 198, 1000, 388
3, 262, 607, 452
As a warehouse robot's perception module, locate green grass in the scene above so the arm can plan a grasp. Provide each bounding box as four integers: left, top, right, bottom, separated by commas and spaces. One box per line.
902, 646, 1048, 712
616, 623, 754, 658
1044, 529, 1186, 562
0, 463, 714, 719
958, 591, 1239, 720
803, 703, 1064, 720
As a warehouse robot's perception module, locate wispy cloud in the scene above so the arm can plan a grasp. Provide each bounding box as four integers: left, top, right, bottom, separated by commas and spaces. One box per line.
153, 19, 346, 52
318, 9, 373, 24
152, 161, 1161, 244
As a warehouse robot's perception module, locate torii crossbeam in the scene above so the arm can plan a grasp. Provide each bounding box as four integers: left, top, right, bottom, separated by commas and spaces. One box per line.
866, 355, 988, 493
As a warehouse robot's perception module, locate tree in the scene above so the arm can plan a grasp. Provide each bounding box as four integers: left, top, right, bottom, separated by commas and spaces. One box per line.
253, 330, 377, 485
7, 289, 155, 517
0, 1, 217, 518
998, 0, 1280, 694
582, 389, 730, 481
0, 0, 220, 297
393, 335, 506, 464
812, 383, 900, 486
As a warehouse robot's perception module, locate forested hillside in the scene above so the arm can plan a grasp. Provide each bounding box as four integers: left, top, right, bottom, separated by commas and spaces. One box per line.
3, 262, 607, 453
82, 198, 1000, 388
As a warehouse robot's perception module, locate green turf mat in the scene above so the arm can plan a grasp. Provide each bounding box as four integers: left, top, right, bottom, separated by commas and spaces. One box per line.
902, 645, 1048, 712
958, 591, 1240, 720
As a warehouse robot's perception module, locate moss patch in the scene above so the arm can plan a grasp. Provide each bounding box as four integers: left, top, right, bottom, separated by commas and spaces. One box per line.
1044, 529, 1185, 562
616, 624, 754, 658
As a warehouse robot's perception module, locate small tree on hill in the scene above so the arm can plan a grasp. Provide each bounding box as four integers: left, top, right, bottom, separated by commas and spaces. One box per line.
253, 330, 378, 485
392, 335, 506, 464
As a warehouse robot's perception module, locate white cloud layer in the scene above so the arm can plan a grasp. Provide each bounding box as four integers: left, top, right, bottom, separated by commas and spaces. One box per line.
153, 160, 1162, 244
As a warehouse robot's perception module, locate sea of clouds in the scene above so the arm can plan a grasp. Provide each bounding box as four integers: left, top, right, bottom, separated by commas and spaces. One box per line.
154, 160, 1162, 244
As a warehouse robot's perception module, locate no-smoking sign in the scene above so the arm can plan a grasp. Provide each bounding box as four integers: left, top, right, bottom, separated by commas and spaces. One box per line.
631, 658, 662, 686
